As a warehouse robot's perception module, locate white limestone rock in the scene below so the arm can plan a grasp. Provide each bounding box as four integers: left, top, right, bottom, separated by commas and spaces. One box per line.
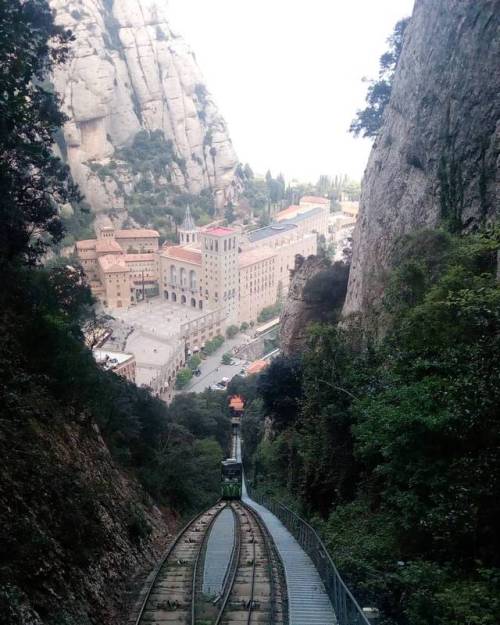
50, 0, 239, 213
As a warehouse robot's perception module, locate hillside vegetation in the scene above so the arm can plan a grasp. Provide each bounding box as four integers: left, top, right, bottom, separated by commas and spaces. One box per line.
239, 228, 500, 625
0, 2, 229, 622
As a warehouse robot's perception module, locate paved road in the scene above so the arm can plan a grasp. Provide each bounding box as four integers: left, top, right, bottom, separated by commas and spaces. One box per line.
179, 335, 251, 394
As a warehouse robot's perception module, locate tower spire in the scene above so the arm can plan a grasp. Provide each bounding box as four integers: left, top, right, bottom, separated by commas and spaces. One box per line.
179, 205, 198, 245
181, 205, 196, 231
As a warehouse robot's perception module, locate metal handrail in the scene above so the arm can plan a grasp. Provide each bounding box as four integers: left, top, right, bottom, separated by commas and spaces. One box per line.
252, 493, 370, 625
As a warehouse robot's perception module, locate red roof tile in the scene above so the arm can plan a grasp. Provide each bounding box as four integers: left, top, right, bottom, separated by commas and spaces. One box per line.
161, 246, 202, 266
114, 228, 160, 239
96, 239, 123, 254
76, 239, 96, 250
123, 253, 157, 262
203, 226, 236, 237
300, 195, 330, 205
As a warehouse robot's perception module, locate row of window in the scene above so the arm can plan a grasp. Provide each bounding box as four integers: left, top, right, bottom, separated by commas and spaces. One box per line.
203, 236, 237, 252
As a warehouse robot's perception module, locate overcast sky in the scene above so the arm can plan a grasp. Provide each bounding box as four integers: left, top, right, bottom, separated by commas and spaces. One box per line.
169, 0, 415, 183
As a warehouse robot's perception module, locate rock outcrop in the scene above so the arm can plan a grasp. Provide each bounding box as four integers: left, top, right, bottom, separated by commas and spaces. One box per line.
50, 0, 239, 213
344, 0, 500, 321
280, 255, 349, 355
0, 416, 171, 624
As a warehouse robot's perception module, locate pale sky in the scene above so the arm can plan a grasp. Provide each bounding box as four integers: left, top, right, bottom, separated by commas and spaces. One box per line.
169, 0, 415, 183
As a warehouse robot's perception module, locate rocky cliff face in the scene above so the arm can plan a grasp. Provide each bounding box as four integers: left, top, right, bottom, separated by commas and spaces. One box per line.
280, 255, 349, 355
0, 416, 171, 625
344, 0, 500, 321
50, 0, 239, 214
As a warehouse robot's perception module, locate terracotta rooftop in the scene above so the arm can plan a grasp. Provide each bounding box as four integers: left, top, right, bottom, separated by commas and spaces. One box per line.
161, 245, 202, 266
76, 239, 97, 250
98, 254, 128, 273
300, 195, 330, 205
203, 226, 236, 237
123, 253, 157, 262
114, 228, 160, 239
96, 239, 123, 254
239, 246, 276, 268
275, 205, 300, 221
246, 359, 269, 375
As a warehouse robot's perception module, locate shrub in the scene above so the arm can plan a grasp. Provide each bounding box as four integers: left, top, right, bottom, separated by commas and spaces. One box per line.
187, 354, 201, 371
175, 368, 193, 389
226, 324, 239, 339
240, 322, 249, 332
257, 302, 282, 323
204, 335, 224, 355
221, 352, 232, 365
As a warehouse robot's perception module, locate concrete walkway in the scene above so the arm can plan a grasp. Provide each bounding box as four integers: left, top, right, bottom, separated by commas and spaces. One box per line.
238, 439, 337, 625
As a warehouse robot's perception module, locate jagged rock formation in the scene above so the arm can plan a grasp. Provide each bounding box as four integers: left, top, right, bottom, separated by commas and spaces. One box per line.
0, 414, 171, 624
280, 255, 349, 355
50, 0, 239, 213
344, 0, 500, 321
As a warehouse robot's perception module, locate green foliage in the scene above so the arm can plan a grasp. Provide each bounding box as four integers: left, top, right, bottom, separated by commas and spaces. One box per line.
225, 324, 239, 339
350, 18, 409, 138
257, 302, 282, 323
203, 334, 224, 355
187, 354, 202, 370
257, 355, 303, 432
175, 367, 193, 389
0, 0, 79, 265
0, 7, 230, 620
302, 261, 350, 322
221, 352, 232, 365
248, 228, 500, 625
240, 322, 249, 332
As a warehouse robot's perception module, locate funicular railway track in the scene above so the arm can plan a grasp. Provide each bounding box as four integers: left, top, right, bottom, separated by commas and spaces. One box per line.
134, 499, 287, 625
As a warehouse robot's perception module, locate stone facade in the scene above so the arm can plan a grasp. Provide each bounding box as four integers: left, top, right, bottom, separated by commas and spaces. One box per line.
77, 199, 329, 323
76, 226, 160, 308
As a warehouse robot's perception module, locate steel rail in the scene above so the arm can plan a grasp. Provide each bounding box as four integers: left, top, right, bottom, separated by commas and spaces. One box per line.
247, 519, 257, 625
241, 500, 287, 625
213, 503, 242, 625
133, 500, 224, 625
190, 503, 227, 625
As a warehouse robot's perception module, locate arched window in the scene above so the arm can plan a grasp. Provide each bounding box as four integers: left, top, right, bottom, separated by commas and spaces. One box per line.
199, 300, 203, 309
181, 294, 187, 305
191, 298, 196, 307
164, 291, 169, 300
172, 292, 177, 302
170, 265, 177, 285
180, 267, 186, 286
186, 234, 190, 243
224, 239, 227, 251
189, 270, 196, 290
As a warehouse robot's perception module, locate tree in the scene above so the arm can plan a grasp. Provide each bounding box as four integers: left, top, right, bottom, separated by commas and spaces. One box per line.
226, 324, 239, 339
187, 354, 201, 370
224, 201, 236, 223
0, 0, 79, 266
175, 368, 193, 389
257, 355, 303, 431
350, 18, 410, 138
221, 352, 232, 365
